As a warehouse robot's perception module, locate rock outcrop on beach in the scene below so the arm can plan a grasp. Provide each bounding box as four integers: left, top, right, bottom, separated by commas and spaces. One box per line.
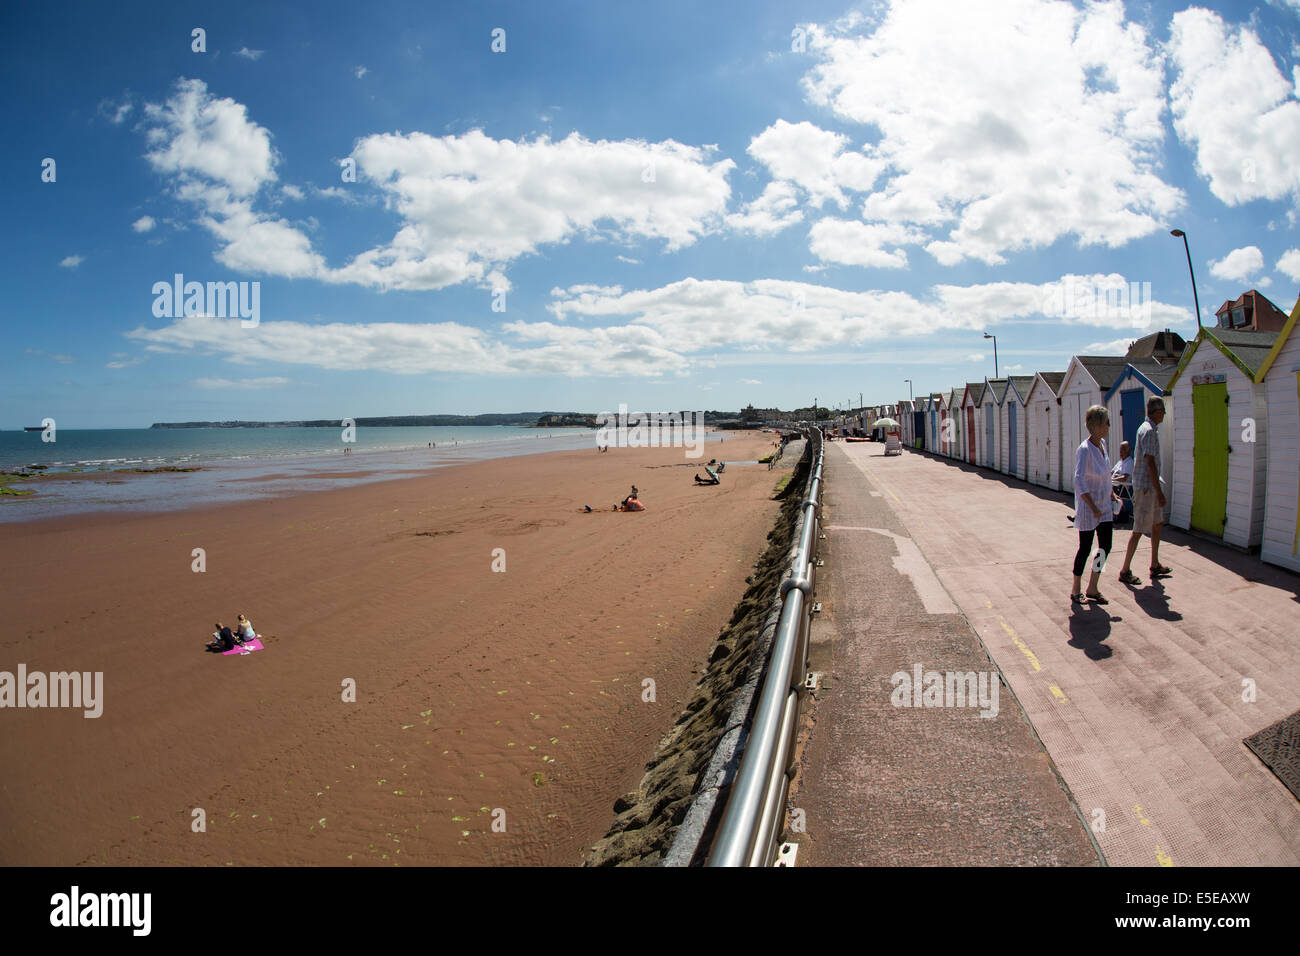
584, 445, 812, 866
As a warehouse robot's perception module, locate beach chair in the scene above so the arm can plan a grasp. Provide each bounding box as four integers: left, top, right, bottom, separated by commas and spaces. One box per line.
1112, 477, 1134, 524
694, 466, 720, 485
884, 431, 901, 456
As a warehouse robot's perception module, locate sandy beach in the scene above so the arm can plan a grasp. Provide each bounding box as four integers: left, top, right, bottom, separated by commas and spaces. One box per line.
0, 431, 779, 865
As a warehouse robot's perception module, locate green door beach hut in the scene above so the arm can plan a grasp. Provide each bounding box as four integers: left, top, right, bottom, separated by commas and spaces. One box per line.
1167, 327, 1278, 548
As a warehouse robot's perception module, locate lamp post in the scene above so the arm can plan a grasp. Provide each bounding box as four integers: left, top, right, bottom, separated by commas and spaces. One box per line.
1169, 229, 1203, 330
983, 332, 998, 378
904, 378, 913, 403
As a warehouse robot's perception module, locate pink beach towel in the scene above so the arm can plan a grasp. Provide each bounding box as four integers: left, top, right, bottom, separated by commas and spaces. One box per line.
221, 637, 265, 656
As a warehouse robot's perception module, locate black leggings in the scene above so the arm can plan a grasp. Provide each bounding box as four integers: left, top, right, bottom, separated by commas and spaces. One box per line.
1073, 521, 1113, 577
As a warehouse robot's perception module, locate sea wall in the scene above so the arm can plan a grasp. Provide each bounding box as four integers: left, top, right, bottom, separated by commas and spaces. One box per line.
584, 443, 813, 866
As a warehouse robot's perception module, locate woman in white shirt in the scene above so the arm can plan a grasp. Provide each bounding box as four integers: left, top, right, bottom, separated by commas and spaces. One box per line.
1072, 405, 1121, 605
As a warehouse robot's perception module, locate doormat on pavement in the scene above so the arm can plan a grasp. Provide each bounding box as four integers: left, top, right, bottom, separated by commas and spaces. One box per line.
1244, 710, 1300, 802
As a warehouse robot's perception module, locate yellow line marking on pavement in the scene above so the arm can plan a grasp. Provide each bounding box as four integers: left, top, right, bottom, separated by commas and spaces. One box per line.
1049, 685, 1068, 702
1133, 805, 1150, 826
1155, 846, 1174, 867
999, 618, 1041, 671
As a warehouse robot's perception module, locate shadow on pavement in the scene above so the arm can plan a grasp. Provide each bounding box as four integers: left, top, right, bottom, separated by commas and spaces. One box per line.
1067, 604, 1116, 659
1130, 579, 1183, 621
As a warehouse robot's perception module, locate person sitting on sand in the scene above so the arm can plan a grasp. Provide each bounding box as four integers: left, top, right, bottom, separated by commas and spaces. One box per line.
235, 614, 256, 645
620, 486, 639, 509
207, 622, 236, 653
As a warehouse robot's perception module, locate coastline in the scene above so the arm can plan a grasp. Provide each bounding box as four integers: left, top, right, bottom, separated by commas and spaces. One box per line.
0, 431, 781, 865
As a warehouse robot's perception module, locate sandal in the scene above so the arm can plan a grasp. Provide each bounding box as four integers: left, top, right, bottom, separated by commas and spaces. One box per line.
1150, 564, 1173, 577
1118, 570, 1141, 586
1070, 592, 1084, 605
1086, 592, 1108, 605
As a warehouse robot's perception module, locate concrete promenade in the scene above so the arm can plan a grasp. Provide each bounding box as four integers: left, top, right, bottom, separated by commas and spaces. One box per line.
789, 440, 1300, 867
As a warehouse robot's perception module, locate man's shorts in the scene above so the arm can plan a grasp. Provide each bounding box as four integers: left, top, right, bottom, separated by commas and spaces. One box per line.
1132, 486, 1162, 536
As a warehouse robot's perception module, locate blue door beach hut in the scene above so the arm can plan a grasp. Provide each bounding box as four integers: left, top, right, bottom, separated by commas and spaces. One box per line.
1104, 359, 1177, 519
1001, 376, 1035, 480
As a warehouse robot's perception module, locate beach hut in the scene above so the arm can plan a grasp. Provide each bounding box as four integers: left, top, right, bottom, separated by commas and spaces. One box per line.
979, 379, 1007, 470
912, 396, 929, 450
1167, 327, 1278, 548
1257, 296, 1300, 572
1001, 376, 1035, 480
898, 399, 915, 448
928, 393, 943, 453
938, 390, 954, 457
1104, 360, 1177, 518
961, 383, 983, 465
1057, 356, 1129, 493
949, 388, 967, 460
1025, 371, 1066, 490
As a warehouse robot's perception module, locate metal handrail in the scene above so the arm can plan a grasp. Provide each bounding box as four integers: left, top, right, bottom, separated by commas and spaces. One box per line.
707, 427, 824, 866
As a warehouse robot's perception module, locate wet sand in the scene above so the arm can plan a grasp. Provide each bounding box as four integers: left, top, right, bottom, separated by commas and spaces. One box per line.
0, 433, 778, 865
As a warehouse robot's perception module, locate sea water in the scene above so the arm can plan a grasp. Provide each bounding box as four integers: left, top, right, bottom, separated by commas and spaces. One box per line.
0, 425, 619, 522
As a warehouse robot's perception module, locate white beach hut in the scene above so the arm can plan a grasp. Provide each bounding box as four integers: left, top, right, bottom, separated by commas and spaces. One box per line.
898, 399, 915, 448
961, 383, 982, 466
1025, 371, 1066, 491
1258, 297, 1300, 572
1057, 357, 1130, 494
1167, 328, 1278, 548
1001, 376, 1035, 480
979, 379, 1007, 471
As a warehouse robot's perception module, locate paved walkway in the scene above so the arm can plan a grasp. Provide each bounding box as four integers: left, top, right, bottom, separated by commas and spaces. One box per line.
791, 441, 1300, 866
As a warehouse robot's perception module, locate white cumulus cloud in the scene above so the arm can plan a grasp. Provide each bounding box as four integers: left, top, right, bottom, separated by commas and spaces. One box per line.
1277, 248, 1300, 281
1168, 8, 1300, 205
132, 216, 156, 233
799, 0, 1182, 265
1209, 245, 1266, 282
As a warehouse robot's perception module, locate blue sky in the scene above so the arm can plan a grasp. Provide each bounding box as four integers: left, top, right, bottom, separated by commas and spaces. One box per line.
4, 0, 1300, 427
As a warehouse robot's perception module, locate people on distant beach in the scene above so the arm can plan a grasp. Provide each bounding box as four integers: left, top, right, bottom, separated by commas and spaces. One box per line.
235, 614, 256, 644
1118, 397, 1169, 587
1070, 405, 1119, 607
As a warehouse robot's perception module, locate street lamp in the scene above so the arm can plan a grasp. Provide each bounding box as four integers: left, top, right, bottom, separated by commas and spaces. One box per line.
904, 378, 913, 403
1170, 229, 1203, 330
983, 332, 998, 378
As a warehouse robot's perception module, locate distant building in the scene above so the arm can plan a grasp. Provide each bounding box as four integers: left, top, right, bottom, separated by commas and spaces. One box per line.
1213, 290, 1289, 334
1125, 329, 1186, 364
